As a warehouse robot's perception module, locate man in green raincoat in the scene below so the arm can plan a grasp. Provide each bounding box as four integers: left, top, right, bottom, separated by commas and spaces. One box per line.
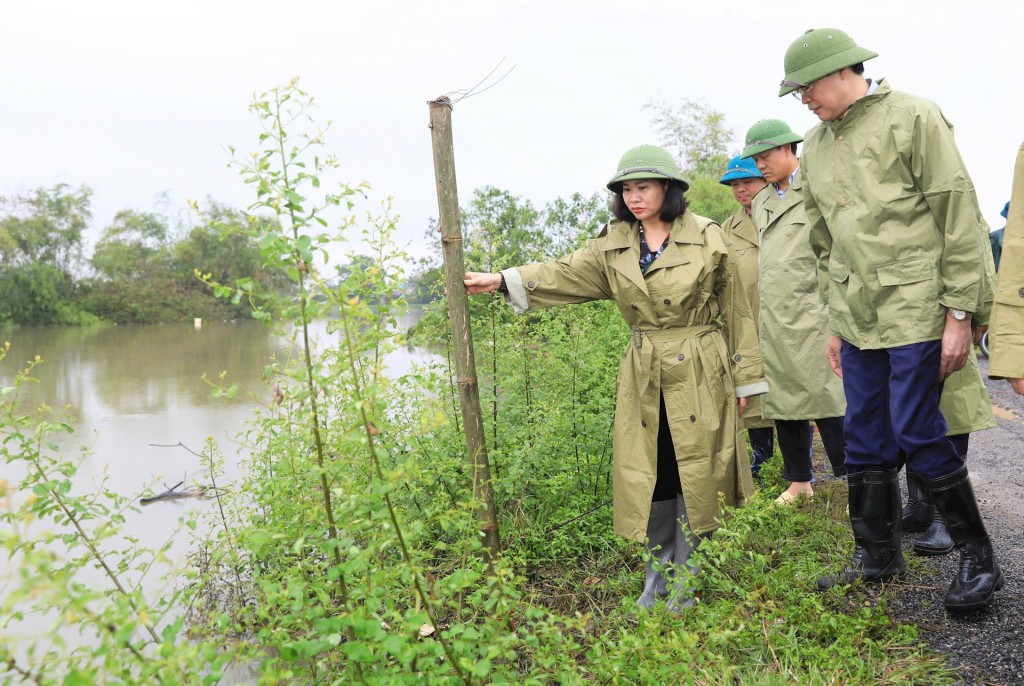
740, 119, 847, 507
781, 27, 1002, 611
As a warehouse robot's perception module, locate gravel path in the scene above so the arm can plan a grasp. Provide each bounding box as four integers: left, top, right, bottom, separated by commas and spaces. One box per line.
885, 357, 1024, 686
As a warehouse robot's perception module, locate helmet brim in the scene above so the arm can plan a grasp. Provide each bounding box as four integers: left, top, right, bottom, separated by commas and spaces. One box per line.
740, 131, 804, 159
719, 169, 763, 185
778, 46, 878, 97
607, 168, 689, 192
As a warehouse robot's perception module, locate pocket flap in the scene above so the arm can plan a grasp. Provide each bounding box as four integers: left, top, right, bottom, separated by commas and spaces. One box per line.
995, 281, 1024, 308
876, 257, 932, 287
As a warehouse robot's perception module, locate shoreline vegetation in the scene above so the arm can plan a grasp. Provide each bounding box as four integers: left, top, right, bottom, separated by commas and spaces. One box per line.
1, 81, 960, 684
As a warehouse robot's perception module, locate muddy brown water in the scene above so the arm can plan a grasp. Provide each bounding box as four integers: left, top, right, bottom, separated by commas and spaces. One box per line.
0, 313, 434, 682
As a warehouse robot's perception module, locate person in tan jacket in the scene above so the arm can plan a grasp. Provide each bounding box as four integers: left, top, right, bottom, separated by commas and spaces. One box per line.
718, 155, 773, 477
989, 141, 1024, 395
464, 144, 767, 611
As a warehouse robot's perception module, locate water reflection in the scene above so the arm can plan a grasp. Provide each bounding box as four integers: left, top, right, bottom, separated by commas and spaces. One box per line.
2, 311, 438, 683
3, 320, 283, 415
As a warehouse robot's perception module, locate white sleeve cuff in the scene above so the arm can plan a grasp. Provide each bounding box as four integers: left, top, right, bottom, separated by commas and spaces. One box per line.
501, 268, 528, 314
735, 381, 769, 398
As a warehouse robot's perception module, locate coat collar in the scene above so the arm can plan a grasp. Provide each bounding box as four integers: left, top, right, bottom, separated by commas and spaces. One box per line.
829, 77, 891, 133
728, 208, 759, 248
757, 169, 803, 232
602, 215, 704, 289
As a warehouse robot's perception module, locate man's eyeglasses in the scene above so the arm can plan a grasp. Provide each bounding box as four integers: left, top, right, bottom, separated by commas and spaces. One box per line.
780, 79, 814, 100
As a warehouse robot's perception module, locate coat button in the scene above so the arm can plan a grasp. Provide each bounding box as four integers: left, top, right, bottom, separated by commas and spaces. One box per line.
663, 298, 671, 305
641, 420, 647, 428
733, 354, 742, 362
1019, 287, 1024, 298
678, 353, 685, 361
631, 303, 639, 310
527, 280, 535, 288
689, 415, 696, 422
837, 135, 844, 141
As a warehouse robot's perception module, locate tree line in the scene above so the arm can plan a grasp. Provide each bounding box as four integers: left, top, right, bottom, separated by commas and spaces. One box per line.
0, 185, 290, 326
0, 98, 735, 326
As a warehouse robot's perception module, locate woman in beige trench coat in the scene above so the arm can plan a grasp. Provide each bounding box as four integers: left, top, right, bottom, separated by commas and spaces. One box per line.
464, 145, 767, 611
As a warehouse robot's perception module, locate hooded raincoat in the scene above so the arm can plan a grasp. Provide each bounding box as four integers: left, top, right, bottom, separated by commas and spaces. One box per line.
990, 141, 1024, 381
803, 79, 987, 348
721, 207, 774, 430
499, 213, 767, 539
751, 173, 845, 420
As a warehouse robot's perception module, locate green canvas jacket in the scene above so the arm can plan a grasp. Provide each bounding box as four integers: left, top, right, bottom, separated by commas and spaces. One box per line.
803, 79, 988, 349
721, 207, 773, 430
500, 213, 766, 539
752, 172, 845, 420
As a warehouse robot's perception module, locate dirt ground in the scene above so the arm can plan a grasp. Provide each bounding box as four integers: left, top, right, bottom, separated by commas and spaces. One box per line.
865, 357, 1024, 686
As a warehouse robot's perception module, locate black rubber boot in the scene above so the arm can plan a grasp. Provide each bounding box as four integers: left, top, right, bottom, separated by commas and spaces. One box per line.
925, 466, 1004, 611
901, 469, 932, 532
912, 508, 954, 556
817, 470, 906, 591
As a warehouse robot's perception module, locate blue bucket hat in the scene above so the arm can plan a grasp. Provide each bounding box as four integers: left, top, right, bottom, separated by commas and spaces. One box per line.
719, 155, 764, 186
1001, 201, 1010, 218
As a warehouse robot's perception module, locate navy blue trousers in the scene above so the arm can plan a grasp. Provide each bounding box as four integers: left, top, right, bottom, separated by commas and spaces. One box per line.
840, 339, 963, 479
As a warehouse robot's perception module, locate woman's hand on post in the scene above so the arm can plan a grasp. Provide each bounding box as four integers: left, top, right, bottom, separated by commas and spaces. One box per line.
464, 272, 501, 294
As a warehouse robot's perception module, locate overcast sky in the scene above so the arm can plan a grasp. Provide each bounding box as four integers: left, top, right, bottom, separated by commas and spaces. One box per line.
4, 0, 1022, 268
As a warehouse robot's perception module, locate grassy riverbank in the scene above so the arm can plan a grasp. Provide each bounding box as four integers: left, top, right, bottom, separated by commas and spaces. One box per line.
1, 81, 960, 685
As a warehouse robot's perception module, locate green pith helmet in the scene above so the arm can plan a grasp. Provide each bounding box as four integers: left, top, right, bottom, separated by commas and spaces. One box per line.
607, 144, 689, 192
779, 27, 878, 97
740, 119, 803, 159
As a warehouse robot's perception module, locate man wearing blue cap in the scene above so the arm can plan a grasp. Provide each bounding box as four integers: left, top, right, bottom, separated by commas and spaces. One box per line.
739, 120, 848, 508
719, 156, 773, 477
780, 27, 1001, 611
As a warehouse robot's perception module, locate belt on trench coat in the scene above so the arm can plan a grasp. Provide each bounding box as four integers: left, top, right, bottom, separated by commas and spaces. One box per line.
629, 324, 720, 400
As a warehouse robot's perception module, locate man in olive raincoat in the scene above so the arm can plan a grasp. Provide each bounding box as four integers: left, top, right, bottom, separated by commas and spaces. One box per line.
741, 119, 847, 507
782, 27, 1002, 611
719, 156, 773, 476
990, 142, 1024, 395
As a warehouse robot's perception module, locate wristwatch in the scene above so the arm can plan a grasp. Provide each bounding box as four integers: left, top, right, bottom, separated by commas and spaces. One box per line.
947, 308, 970, 321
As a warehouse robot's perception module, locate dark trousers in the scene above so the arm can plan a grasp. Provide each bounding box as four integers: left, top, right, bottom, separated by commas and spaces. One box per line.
775, 416, 847, 482
748, 427, 775, 475
652, 394, 682, 501
901, 433, 970, 464
840, 339, 963, 478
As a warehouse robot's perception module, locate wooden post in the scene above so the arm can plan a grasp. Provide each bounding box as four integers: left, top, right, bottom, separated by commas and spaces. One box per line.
427, 96, 501, 563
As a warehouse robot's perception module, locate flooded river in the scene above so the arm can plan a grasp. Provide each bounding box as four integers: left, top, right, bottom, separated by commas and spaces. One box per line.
0, 312, 437, 681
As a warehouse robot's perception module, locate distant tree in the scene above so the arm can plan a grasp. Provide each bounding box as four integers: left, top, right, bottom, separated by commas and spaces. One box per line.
464, 186, 544, 272
645, 98, 737, 224
645, 98, 734, 178
0, 184, 92, 325
175, 201, 292, 316
542, 192, 611, 257
684, 176, 740, 225
408, 189, 611, 308
176, 202, 258, 283
91, 209, 171, 281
